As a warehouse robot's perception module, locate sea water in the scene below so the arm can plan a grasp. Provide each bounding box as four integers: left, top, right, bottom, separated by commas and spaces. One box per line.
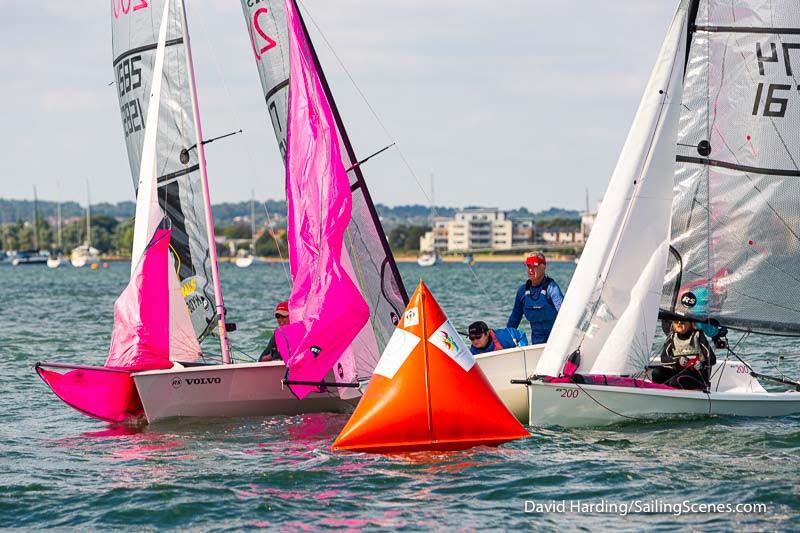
1, 262, 798, 529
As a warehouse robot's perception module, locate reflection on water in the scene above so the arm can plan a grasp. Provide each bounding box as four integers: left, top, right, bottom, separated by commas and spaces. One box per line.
3, 262, 800, 528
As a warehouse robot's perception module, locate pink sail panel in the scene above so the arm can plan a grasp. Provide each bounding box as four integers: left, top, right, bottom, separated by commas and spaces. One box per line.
277, 0, 369, 400
36, 365, 142, 423
106, 228, 173, 371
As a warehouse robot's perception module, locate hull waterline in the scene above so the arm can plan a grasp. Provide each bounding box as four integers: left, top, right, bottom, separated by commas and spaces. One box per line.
529, 361, 800, 427
132, 361, 357, 423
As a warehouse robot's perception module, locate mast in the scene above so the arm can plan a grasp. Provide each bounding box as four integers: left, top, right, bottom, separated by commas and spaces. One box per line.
32, 185, 39, 251
291, 0, 408, 304
56, 184, 62, 250
179, 0, 231, 363
250, 189, 256, 253
685, 0, 701, 75
85, 180, 91, 248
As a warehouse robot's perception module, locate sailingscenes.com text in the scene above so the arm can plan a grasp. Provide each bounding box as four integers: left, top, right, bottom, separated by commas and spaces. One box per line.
523, 499, 768, 517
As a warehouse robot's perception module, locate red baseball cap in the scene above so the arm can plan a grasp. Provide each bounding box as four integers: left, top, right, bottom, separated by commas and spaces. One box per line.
275, 301, 289, 317
525, 254, 546, 267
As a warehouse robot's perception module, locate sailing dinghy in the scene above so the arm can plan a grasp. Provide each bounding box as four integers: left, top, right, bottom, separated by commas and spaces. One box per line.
526, 0, 800, 427
36, 2, 204, 422
241, 0, 547, 422
130, 0, 393, 421
37, 0, 351, 424
238, 0, 410, 393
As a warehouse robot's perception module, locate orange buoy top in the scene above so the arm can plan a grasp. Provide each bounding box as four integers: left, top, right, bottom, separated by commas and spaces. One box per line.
333, 280, 529, 453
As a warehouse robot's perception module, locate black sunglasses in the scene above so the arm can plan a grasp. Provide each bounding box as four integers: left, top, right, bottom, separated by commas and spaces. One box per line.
468, 333, 485, 340
275, 313, 288, 319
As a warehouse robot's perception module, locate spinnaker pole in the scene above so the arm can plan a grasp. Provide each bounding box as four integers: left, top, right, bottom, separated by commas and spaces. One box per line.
178, 0, 231, 363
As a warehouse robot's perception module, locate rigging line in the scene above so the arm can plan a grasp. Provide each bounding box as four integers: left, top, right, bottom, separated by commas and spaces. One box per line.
295, 0, 433, 206
260, 202, 291, 288
706, 35, 731, 149
193, 9, 291, 291
570, 381, 648, 421
465, 259, 502, 312
261, 200, 292, 291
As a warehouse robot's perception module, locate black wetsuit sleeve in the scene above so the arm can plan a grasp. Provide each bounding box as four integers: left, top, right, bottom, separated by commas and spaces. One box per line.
259, 334, 280, 361
660, 338, 675, 363
697, 331, 716, 366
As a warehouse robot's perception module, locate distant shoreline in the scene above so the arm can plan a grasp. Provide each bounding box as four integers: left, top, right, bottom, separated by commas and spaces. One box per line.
91, 252, 578, 264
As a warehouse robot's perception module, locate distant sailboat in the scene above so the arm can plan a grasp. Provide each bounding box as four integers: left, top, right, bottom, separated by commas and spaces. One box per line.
12, 186, 48, 266
70, 182, 99, 268
234, 191, 256, 268
47, 186, 63, 268
417, 175, 441, 267
416, 253, 440, 267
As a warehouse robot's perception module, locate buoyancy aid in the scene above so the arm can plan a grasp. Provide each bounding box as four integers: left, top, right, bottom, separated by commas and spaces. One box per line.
521, 277, 558, 342
488, 330, 504, 351
672, 330, 703, 358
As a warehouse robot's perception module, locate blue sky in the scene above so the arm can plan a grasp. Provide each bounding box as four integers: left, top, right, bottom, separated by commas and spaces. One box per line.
2, 1, 677, 211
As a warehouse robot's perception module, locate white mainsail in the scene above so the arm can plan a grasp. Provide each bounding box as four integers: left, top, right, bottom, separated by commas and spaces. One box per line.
111, 0, 218, 341
536, 1, 690, 377
129, 1, 200, 362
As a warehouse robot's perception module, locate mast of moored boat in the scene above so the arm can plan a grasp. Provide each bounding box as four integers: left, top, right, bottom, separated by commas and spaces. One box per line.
56, 184, 62, 251
32, 185, 39, 251
178, 0, 232, 363
85, 180, 91, 248
250, 190, 256, 254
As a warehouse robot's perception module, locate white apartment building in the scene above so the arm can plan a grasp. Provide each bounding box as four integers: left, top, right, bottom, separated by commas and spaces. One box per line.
420, 209, 533, 252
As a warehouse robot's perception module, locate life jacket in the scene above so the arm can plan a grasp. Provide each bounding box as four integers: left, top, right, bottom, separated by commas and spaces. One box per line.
520, 277, 558, 343
672, 330, 703, 358
488, 330, 504, 351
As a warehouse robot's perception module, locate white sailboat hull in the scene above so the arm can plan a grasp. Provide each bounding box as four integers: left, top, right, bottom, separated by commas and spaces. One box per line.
47, 257, 61, 268
529, 361, 800, 427
234, 255, 254, 268
475, 344, 544, 422
416, 253, 440, 267
132, 361, 356, 423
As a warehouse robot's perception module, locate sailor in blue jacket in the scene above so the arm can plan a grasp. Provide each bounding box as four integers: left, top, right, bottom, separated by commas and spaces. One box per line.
507, 251, 564, 344
467, 321, 528, 355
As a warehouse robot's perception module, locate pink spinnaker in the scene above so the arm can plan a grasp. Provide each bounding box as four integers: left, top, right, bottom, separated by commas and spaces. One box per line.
276, 0, 369, 399
106, 228, 173, 370
36, 228, 174, 422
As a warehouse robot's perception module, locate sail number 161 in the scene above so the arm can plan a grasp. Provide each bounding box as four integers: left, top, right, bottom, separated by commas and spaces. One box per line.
752, 42, 800, 117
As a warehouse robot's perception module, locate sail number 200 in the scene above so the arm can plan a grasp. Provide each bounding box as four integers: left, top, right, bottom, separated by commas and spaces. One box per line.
752, 42, 800, 117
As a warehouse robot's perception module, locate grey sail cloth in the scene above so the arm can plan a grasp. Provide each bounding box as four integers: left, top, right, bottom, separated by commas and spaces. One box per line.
662, 0, 800, 335
111, 0, 216, 339
240, 0, 408, 378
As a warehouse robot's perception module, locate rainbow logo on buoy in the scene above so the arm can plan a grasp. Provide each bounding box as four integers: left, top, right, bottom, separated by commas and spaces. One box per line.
439, 331, 457, 352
